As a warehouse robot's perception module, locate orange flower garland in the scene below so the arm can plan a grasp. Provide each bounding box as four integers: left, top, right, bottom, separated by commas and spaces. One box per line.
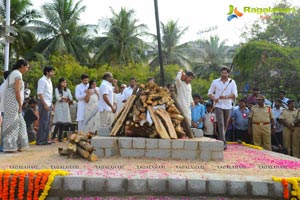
0, 171, 3, 199
27, 171, 35, 200
273, 176, 300, 200
0, 169, 69, 200
18, 171, 26, 200
2, 171, 10, 200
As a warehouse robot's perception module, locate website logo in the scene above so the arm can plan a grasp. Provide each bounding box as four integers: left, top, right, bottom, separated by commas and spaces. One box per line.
227, 5, 243, 21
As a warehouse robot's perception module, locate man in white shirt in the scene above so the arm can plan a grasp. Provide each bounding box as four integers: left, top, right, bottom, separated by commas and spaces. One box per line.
98, 72, 116, 127
36, 66, 55, 145
75, 74, 89, 132
175, 70, 195, 125
208, 66, 238, 150
122, 77, 137, 103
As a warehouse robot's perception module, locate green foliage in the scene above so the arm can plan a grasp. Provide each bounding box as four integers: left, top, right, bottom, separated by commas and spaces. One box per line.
191, 73, 217, 99
233, 40, 300, 96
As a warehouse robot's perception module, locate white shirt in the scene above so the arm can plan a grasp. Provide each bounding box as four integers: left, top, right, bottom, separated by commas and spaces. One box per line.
98, 80, 114, 112
175, 72, 193, 122
208, 78, 238, 109
75, 83, 89, 121
122, 87, 134, 101
37, 75, 53, 106
175, 72, 193, 106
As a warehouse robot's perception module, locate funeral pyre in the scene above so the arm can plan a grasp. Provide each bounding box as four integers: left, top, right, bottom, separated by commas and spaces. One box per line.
110, 82, 192, 138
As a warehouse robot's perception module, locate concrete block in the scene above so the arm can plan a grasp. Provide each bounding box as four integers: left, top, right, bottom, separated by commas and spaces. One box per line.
51, 176, 63, 190
64, 176, 83, 191
172, 150, 198, 160
132, 137, 146, 149
128, 178, 148, 194
187, 178, 206, 194
158, 139, 171, 149
169, 177, 187, 194
86, 177, 106, 192
145, 138, 159, 149
272, 182, 284, 198
107, 178, 127, 193
93, 148, 105, 158
105, 147, 119, 157
192, 128, 203, 137
199, 140, 223, 151
171, 140, 184, 149
120, 149, 145, 158
184, 140, 199, 150
98, 127, 111, 136
228, 180, 247, 196
118, 137, 132, 148
211, 151, 224, 161
208, 179, 226, 195
148, 179, 167, 193
250, 181, 269, 196
145, 149, 171, 159
91, 136, 118, 148
200, 151, 211, 161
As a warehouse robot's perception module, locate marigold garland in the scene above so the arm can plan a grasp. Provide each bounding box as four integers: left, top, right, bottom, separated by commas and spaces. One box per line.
273, 176, 300, 200
0, 169, 69, 200
227, 141, 264, 150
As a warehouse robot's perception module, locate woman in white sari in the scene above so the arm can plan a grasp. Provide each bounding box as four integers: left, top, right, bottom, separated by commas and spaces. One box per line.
84, 80, 100, 133
2, 59, 29, 152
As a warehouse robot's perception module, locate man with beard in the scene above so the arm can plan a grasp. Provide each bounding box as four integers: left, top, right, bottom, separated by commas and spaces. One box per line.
208, 67, 238, 150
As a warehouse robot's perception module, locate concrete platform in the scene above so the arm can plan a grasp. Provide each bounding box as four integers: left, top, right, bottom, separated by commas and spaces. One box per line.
46, 173, 281, 199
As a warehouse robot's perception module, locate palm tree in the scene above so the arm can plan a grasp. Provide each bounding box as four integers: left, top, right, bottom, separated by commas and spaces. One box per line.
192, 36, 230, 77
27, 0, 90, 64
0, 0, 39, 59
91, 7, 148, 66
149, 20, 191, 70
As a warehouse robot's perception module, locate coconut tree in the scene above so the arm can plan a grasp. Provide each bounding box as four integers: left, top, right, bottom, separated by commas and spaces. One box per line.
191, 36, 231, 77
27, 0, 90, 64
149, 20, 191, 70
0, 0, 39, 59
91, 7, 148, 66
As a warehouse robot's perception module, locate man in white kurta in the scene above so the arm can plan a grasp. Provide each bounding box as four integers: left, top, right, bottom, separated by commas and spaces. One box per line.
208, 66, 238, 150
175, 70, 195, 125
98, 72, 116, 127
75, 74, 89, 132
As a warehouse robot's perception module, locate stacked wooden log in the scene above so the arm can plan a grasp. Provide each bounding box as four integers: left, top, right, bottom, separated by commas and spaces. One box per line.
58, 132, 98, 162
110, 82, 192, 138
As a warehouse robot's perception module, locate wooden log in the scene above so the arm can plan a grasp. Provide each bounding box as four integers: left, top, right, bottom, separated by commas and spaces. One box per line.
88, 153, 98, 162
67, 143, 77, 152
156, 108, 178, 139
75, 134, 89, 143
110, 95, 137, 136
147, 106, 170, 139
77, 145, 90, 158
69, 133, 77, 142
58, 148, 69, 156
78, 141, 95, 153
170, 91, 193, 138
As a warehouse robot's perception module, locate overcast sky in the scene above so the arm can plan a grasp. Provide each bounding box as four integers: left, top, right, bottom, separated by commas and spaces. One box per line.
33, 0, 300, 45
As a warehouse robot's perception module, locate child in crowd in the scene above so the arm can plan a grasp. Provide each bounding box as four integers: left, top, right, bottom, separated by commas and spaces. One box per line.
203, 103, 217, 139
24, 98, 38, 143
191, 94, 205, 129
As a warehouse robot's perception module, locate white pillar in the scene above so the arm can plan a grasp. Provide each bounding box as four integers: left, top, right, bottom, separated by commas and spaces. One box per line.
4, 0, 10, 71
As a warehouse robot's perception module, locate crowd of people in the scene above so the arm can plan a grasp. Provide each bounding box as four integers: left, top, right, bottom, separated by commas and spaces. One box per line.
0, 59, 299, 159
